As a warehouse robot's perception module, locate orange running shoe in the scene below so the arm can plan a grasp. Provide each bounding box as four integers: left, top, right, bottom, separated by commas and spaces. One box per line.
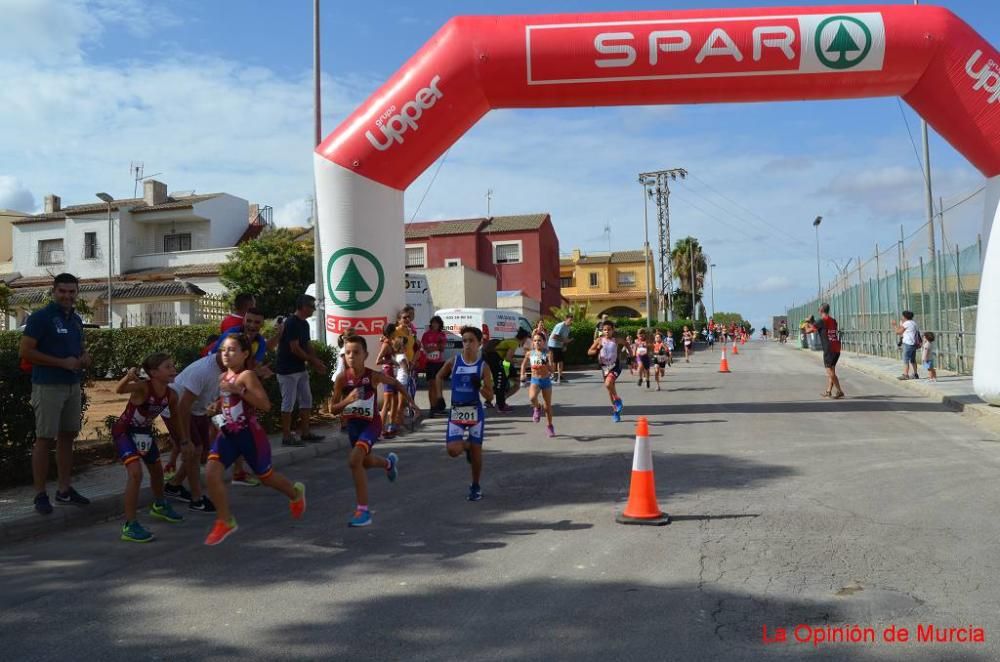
289, 482, 306, 519
204, 518, 238, 546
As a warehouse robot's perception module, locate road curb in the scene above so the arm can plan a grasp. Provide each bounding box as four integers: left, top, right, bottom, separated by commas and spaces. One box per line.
0, 427, 353, 545
796, 348, 1000, 427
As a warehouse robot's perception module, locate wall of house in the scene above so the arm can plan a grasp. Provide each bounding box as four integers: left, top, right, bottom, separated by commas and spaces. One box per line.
536, 218, 561, 315
497, 293, 541, 320
413, 265, 496, 310
133, 219, 212, 255
194, 194, 250, 248
131, 247, 234, 272
424, 234, 480, 270
12, 220, 69, 279
62, 214, 117, 281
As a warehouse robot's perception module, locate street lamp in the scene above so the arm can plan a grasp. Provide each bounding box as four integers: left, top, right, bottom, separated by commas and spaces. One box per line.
96, 192, 114, 327
709, 262, 716, 319
812, 216, 823, 302
639, 176, 654, 331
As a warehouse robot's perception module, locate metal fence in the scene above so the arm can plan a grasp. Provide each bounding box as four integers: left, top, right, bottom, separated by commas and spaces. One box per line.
787, 215, 983, 374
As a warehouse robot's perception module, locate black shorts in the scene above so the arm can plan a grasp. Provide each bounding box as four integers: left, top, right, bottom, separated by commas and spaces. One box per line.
425, 362, 444, 380
823, 351, 841, 368
549, 347, 565, 364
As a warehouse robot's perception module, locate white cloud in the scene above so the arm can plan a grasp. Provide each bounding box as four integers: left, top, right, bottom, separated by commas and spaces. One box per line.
0, 176, 35, 212
274, 197, 313, 228
738, 275, 794, 293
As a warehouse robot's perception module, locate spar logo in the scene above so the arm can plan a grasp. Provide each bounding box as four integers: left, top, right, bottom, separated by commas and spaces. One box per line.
814, 16, 872, 70
365, 75, 443, 151
326, 247, 385, 312
966, 50, 1000, 104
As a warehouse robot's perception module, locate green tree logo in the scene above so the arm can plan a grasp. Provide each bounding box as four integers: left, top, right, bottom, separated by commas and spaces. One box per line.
326, 247, 385, 311
815, 16, 872, 70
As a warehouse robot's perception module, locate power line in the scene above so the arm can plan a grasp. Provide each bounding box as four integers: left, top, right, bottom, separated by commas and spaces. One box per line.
896, 98, 928, 185
407, 149, 450, 223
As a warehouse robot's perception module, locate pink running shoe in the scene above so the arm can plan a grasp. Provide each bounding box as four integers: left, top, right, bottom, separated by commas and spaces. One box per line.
532, 407, 541, 423
546, 424, 555, 438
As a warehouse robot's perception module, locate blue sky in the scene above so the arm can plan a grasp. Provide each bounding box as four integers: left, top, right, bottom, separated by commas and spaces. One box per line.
1, 0, 998, 330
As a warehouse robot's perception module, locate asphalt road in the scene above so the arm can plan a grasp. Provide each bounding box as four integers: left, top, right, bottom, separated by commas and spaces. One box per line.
3, 342, 999, 662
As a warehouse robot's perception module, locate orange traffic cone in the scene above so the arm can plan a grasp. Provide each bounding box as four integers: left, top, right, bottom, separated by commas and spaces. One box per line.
718, 348, 731, 373
732, 340, 739, 355
616, 417, 670, 526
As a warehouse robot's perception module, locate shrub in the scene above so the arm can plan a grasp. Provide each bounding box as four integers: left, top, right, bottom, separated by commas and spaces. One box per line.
83, 325, 217, 378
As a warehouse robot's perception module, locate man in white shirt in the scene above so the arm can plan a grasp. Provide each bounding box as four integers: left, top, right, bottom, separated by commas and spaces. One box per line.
547, 313, 574, 383
892, 310, 921, 379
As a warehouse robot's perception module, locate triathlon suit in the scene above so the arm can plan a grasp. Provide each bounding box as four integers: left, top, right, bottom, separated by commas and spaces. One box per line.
113, 386, 170, 466
447, 353, 486, 444
653, 342, 669, 369
395, 352, 416, 401
340, 367, 381, 453
598, 337, 621, 382
635, 340, 651, 370
379, 339, 397, 394
207, 371, 274, 479
529, 349, 552, 390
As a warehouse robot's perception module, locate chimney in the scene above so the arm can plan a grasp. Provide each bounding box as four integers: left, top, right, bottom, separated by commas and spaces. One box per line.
143, 180, 168, 206
249, 203, 260, 224
44, 194, 61, 213
571, 248, 582, 261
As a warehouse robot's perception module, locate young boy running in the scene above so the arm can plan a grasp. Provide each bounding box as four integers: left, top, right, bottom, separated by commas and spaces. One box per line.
435, 326, 495, 501
113, 353, 184, 542
329, 335, 416, 527
520, 331, 556, 437
665, 330, 676, 367
203, 334, 306, 545
589, 320, 624, 422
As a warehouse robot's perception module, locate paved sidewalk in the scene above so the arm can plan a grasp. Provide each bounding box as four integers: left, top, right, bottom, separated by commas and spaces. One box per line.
790, 343, 1000, 432
0, 422, 357, 544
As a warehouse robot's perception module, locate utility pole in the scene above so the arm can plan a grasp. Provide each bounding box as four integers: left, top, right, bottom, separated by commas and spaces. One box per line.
312, 0, 327, 345
689, 241, 697, 319
916, 0, 939, 331
639, 182, 653, 330
638, 167, 687, 322
709, 262, 716, 319
486, 189, 493, 217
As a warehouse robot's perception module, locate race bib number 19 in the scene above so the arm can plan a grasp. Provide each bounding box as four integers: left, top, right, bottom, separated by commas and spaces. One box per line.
133, 433, 154, 456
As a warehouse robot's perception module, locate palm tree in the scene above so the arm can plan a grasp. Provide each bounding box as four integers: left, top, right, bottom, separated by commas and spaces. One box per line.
671, 236, 708, 319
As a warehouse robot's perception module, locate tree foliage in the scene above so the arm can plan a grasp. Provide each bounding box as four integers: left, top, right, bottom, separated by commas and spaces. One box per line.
219, 229, 315, 317
671, 236, 708, 319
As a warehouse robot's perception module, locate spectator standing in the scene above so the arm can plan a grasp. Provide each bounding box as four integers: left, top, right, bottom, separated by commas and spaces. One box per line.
19, 273, 92, 514
594, 313, 610, 340
804, 303, 845, 399
421, 316, 448, 413
547, 313, 574, 383
220, 293, 257, 333
275, 295, 328, 445
922, 331, 938, 382
892, 311, 921, 380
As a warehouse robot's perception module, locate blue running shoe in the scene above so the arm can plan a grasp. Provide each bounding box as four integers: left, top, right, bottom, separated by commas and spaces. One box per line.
613, 398, 624, 414
348, 509, 372, 527
121, 520, 154, 543
149, 500, 183, 523
467, 484, 483, 502
386, 452, 399, 483
612, 411, 621, 423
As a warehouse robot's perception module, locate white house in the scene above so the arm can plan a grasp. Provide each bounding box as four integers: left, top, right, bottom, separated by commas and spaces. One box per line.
6, 180, 269, 328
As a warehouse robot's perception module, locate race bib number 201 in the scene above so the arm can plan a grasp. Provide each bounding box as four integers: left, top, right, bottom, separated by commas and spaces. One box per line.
450, 405, 480, 426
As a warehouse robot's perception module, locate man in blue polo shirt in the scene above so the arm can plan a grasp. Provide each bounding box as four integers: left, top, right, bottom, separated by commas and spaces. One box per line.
19, 273, 92, 514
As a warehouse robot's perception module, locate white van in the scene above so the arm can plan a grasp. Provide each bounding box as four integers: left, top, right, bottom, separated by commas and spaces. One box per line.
435, 308, 532, 363
305, 272, 433, 342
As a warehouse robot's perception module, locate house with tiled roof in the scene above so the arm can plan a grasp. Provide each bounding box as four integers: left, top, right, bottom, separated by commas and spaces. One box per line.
4, 180, 271, 328
559, 248, 657, 320
403, 213, 561, 319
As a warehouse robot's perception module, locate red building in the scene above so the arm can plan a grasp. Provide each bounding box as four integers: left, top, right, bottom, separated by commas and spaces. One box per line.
404, 213, 561, 316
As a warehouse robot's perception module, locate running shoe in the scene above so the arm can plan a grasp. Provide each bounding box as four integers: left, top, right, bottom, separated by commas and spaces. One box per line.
484, 400, 495, 409
467, 484, 483, 502
301, 432, 325, 442
386, 453, 399, 483
232, 471, 261, 487
546, 424, 555, 438
289, 482, 307, 519
612, 411, 622, 423
163, 463, 177, 482
204, 518, 238, 545
55, 487, 90, 506
150, 500, 183, 523
348, 509, 372, 527
164, 483, 192, 502
646, 380, 650, 389
613, 398, 624, 414
121, 520, 154, 543
383, 424, 398, 438
34, 492, 53, 515
188, 496, 216, 513
532, 407, 541, 423
497, 404, 514, 413
281, 435, 305, 447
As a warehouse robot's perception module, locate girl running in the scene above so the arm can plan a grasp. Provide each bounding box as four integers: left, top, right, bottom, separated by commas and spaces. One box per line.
113, 353, 183, 542
623, 334, 636, 376
375, 323, 399, 436
682, 326, 694, 362
392, 335, 417, 431
653, 331, 669, 391
520, 331, 556, 437
635, 328, 651, 388
203, 334, 306, 545
588, 320, 624, 422
329, 335, 416, 527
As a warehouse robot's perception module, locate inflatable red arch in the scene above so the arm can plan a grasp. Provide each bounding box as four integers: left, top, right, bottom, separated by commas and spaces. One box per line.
314, 5, 1000, 403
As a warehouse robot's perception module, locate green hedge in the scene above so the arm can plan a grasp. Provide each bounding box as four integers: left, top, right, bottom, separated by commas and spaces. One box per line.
0, 326, 334, 485
540, 318, 702, 366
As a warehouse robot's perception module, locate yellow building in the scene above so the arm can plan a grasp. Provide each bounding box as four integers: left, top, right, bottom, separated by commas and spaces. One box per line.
559, 248, 657, 319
